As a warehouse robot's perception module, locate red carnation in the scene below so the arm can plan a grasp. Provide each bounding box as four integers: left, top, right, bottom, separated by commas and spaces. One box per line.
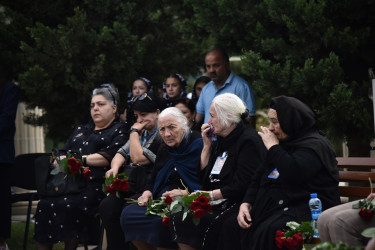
119, 179, 129, 192
69, 164, 80, 174
201, 203, 212, 212
68, 157, 77, 167
359, 208, 374, 220
275, 236, 285, 249
190, 201, 201, 211
164, 195, 173, 205
196, 194, 209, 205
82, 168, 91, 178
162, 216, 170, 227
284, 237, 295, 250
106, 184, 116, 194
193, 208, 205, 219
112, 179, 122, 189
292, 232, 303, 248
276, 230, 285, 238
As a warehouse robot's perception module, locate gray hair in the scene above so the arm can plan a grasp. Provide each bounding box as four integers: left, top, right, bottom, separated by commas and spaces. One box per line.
158, 107, 190, 136
92, 83, 119, 107
212, 93, 246, 128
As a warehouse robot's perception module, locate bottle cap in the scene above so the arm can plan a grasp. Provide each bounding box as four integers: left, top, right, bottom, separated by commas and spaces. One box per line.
310, 193, 317, 198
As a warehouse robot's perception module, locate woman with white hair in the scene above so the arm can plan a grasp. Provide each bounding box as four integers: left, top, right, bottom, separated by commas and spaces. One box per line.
120, 107, 203, 250
171, 93, 267, 250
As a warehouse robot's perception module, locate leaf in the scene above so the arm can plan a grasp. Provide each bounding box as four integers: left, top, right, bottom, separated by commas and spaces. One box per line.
362, 227, 375, 238
192, 217, 199, 226
50, 167, 60, 175
182, 211, 188, 221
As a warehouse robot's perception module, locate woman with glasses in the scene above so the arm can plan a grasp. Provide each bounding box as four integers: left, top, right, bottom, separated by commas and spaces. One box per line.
120, 77, 153, 123
99, 92, 165, 250
163, 73, 187, 107
120, 107, 203, 250
34, 85, 128, 250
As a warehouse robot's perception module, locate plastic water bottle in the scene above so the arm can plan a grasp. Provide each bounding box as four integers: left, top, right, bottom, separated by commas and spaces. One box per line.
309, 193, 322, 238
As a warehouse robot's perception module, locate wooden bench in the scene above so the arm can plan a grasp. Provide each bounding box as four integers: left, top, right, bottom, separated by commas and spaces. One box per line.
337, 157, 375, 201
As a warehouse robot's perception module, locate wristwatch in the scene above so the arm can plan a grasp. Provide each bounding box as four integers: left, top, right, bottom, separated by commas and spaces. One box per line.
130, 127, 139, 134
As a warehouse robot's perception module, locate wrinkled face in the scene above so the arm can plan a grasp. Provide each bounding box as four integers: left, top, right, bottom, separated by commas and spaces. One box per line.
90, 95, 116, 126
175, 103, 195, 127
134, 110, 159, 132
207, 104, 226, 136
268, 109, 289, 141
205, 51, 230, 85
132, 80, 148, 97
195, 82, 206, 99
158, 115, 185, 148
165, 77, 183, 99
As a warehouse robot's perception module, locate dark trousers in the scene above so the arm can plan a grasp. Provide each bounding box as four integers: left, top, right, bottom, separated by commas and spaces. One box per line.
99, 193, 139, 250
0, 164, 12, 238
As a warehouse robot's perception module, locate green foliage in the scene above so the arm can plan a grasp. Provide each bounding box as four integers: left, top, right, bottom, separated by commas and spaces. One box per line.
311, 241, 361, 250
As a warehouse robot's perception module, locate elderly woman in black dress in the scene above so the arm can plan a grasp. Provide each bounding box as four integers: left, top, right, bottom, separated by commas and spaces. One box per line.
171, 93, 266, 250
120, 107, 203, 250
220, 95, 341, 250
34, 84, 128, 250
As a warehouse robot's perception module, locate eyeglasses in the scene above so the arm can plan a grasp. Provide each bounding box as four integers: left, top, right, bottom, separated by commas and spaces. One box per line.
131, 93, 152, 103
99, 83, 118, 105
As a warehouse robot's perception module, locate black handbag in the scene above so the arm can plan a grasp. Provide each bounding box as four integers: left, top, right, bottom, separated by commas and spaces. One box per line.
35, 152, 88, 198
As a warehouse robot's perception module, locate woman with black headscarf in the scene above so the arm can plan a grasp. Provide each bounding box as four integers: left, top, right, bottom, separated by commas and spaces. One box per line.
219, 95, 341, 250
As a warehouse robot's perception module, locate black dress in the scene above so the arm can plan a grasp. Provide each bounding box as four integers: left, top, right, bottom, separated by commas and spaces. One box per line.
171, 122, 266, 250
34, 119, 128, 244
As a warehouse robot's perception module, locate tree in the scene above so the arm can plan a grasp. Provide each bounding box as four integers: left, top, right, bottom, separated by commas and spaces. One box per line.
182, 0, 375, 156
1, 0, 205, 143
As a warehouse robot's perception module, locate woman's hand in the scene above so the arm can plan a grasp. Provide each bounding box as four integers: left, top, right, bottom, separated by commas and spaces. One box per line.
201, 123, 213, 146
162, 189, 187, 198
105, 168, 118, 178
367, 193, 375, 200
131, 121, 148, 132
137, 190, 152, 206
237, 203, 252, 229
258, 126, 279, 150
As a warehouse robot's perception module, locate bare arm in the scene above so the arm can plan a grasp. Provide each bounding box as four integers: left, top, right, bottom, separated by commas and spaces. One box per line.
105, 153, 126, 178
129, 123, 152, 165
200, 123, 212, 170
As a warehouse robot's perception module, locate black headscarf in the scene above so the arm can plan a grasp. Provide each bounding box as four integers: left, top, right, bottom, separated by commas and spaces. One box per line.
270, 96, 339, 181
131, 92, 165, 113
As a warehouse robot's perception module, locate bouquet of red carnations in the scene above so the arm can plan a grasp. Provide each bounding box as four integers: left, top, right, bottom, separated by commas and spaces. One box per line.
275, 221, 313, 250
102, 173, 129, 198
352, 198, 375, 220
50, 152, 91, 180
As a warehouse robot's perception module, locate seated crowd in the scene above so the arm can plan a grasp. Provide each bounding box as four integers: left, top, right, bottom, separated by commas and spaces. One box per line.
27, 51, 373, 249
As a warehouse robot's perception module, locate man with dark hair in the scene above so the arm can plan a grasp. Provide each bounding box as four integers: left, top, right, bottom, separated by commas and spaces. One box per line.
195, 48, 256, 127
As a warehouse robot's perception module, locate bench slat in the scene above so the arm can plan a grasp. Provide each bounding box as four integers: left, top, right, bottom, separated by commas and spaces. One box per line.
338, 186, 372, 198
339, 171, 375, 182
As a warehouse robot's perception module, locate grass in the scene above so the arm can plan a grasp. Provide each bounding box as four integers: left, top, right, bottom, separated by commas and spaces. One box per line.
8, 222, 80, 250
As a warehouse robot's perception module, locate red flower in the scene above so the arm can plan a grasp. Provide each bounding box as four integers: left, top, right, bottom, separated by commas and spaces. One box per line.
359, 208, 374, 220
292, 232, 303, 248
118, 179, 129, 192
82, 168, 91, 178
276, 230, 285, 238
68, 157, 77, 167
162, 216, 170, 227
193, 208, 206, 219
201, 203, 212, 212
69, 164, 80, 174
106, 185, 116, 194
112, 179, 122, 189
196, 194, 209, 205
164, 195, 173, 205
190, 201, 201, 211
275, 236, 285, 249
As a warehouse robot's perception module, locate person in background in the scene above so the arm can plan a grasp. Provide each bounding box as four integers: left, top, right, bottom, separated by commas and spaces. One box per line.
318, 192, 375, 247
195, 48, 256, 128
34, 84, 127, 250
120, 77, 153, 124
219, 95, 341, 250
163, 73, 187, 107
120, 107, 203, 250
171, 93, 266, 250
174, 97, 200, 132
0, 62, 19, 250
99, 92, 164, 250
188, 75, 210, 104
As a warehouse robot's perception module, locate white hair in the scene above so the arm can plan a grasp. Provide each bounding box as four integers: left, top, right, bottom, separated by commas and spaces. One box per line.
212, 93, 246, 128
158, 107, 190, 135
